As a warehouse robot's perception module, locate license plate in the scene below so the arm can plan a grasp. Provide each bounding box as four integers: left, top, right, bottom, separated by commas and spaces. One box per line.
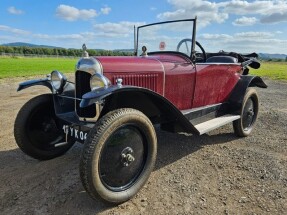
62, 125, 89, 143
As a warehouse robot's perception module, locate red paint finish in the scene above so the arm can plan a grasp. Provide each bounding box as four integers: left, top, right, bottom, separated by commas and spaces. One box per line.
193, 64, 241, 108
162, 61, 196, 110
96, 56, 164, 95
95, 55, 241, 111
148, 53, 196, 110
149, 53, 191, 63
112, 74, 159, 93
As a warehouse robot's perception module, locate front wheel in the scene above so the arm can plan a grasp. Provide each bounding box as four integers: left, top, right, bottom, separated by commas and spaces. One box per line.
14, 94, 74, 160
80, 108, 157, 204
233, 88, 259, 137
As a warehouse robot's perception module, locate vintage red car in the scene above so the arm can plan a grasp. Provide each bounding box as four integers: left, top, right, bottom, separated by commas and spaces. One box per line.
14, 18, 267, 204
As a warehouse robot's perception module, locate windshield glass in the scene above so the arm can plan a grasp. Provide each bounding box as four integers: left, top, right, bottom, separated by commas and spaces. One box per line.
137, 19, 195, 57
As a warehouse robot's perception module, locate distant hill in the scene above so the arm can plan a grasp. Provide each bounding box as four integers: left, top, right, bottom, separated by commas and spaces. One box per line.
1, 42, 62, 49
1, 42, 132, 52
259, 53, 287, 60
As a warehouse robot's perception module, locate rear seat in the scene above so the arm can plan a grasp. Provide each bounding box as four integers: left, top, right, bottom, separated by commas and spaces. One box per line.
206, 56, 238, 63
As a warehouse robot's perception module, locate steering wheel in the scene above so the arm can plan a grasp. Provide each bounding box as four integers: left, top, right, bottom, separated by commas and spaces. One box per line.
176, 39, 207, 62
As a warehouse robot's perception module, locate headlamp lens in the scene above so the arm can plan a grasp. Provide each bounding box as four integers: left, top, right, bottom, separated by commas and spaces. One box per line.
51, 70, 66, 91
90, 73, 110, 90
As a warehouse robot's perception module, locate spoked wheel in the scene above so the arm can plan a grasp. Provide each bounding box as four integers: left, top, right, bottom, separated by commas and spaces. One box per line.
80, 108, 157, 204
14, 94, 74, 160
233, 88, 259, 137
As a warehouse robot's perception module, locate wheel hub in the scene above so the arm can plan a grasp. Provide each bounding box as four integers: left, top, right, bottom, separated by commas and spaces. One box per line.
247, 108, 254, 116
246, 108, 254, 126
121, 147, 135, 167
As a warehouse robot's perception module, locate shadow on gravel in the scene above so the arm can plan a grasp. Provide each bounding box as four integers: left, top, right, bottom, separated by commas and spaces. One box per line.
0, 145, 112, 214
155, 129, 238, 170
0, 129, 238, 214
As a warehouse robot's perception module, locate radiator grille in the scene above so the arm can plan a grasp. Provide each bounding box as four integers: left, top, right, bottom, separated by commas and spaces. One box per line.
75, 71, 96, 118
112, 74, 158, 91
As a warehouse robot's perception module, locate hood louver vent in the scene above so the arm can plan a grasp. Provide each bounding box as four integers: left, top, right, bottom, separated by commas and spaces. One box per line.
112, 74, 158, 92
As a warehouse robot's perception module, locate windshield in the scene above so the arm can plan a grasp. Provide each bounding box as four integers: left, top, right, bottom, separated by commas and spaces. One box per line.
136, 19, 196, 57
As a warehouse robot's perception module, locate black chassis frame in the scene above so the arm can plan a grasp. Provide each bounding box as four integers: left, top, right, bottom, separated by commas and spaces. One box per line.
17, 72, 267, 143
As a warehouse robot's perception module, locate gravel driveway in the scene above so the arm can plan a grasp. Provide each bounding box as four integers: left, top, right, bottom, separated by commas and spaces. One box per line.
0, 77, 286, 215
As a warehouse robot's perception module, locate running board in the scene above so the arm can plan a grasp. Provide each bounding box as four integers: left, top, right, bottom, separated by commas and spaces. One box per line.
194, 114, 240, 135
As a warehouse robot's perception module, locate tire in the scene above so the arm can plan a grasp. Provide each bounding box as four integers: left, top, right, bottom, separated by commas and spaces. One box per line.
80, 108, 157, 204
14, 94, 74, 160
233, 88, 259, 137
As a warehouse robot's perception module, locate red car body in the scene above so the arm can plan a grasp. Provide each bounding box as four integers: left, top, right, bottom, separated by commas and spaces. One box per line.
14, 18, 268, 204
98, 54, 241, 110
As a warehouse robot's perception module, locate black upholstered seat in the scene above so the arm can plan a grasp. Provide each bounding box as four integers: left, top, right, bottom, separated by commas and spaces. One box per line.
206, 56, 238, 63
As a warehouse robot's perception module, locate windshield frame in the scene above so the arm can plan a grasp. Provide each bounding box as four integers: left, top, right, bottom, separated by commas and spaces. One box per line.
135, 18, 197, 60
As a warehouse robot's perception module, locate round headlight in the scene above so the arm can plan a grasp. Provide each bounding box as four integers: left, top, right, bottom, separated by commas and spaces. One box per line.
90, 73, 110, 90
51, 70, 66, 92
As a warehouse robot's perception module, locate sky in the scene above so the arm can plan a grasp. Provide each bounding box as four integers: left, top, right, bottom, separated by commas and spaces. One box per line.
0, 0, 287, 54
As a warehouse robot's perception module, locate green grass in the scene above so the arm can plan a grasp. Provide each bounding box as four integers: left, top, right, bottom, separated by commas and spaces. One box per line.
0, 57, 76, 78
0, 57, 286, 80
249, 61, 287, 80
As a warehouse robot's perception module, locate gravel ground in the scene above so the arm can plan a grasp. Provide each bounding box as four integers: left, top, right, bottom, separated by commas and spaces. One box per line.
0, 77, 286, 215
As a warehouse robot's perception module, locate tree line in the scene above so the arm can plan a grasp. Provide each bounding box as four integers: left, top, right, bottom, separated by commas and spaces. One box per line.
263, 57, 287, 62
0, 46, 133, 57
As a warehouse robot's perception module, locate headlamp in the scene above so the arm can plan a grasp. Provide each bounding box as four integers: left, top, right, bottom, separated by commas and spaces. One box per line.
51, 70, 66, 93
90, 73, 110, 90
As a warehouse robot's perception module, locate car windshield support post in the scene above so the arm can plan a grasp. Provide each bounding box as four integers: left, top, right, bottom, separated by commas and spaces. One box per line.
191, 16, 197, 63
134, 25, 137, 56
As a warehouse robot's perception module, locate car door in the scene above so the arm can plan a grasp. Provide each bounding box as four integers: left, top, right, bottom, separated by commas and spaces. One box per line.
163, 61, 196, 110
192, 63, 241, 108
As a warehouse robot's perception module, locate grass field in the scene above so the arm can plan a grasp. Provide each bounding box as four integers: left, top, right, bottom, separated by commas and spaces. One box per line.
0, 57, 76, 79
0, 56, 286, 80
249, 61, 287, 80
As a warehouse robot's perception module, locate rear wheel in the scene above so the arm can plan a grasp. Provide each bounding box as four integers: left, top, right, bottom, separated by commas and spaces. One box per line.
14, 94, 74, 160
80, 108, 157, 204
233, 88, 259, 137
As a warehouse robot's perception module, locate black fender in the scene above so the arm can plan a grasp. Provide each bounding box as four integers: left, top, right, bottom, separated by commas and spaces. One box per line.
17, 78, 53, 92
81, 86, 199, 134
17, 78, 76, 119
228, 75, 267, 112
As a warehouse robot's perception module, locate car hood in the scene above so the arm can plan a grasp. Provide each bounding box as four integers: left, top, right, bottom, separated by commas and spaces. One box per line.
94, 56, 164, 74
94, 56, 165, 95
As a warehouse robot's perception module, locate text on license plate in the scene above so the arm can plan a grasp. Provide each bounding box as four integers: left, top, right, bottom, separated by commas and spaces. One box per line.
62, 125, 88, 141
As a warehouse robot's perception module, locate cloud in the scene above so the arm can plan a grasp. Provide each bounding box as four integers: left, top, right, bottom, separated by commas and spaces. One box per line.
7, 6, 24, 15
234, 31, 273, 38
261, 11, 287, 24
200, 34, 233, 40
198, 31, 287, 53
100, 6, 111, 15
232, 16, 258, 26
30, 31, 134, 49
31, 32, 97, 48
33, 33, 84, 40
159, 0, 287, 26
0, 25, 30, 35
222, 0, 287, 16
221, 0, 287, 24
150, 7, 157, 11
157, 0, 228, 27
222, 0, 272, 15
56, 5, 98, 21
94, 21, 145, 37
